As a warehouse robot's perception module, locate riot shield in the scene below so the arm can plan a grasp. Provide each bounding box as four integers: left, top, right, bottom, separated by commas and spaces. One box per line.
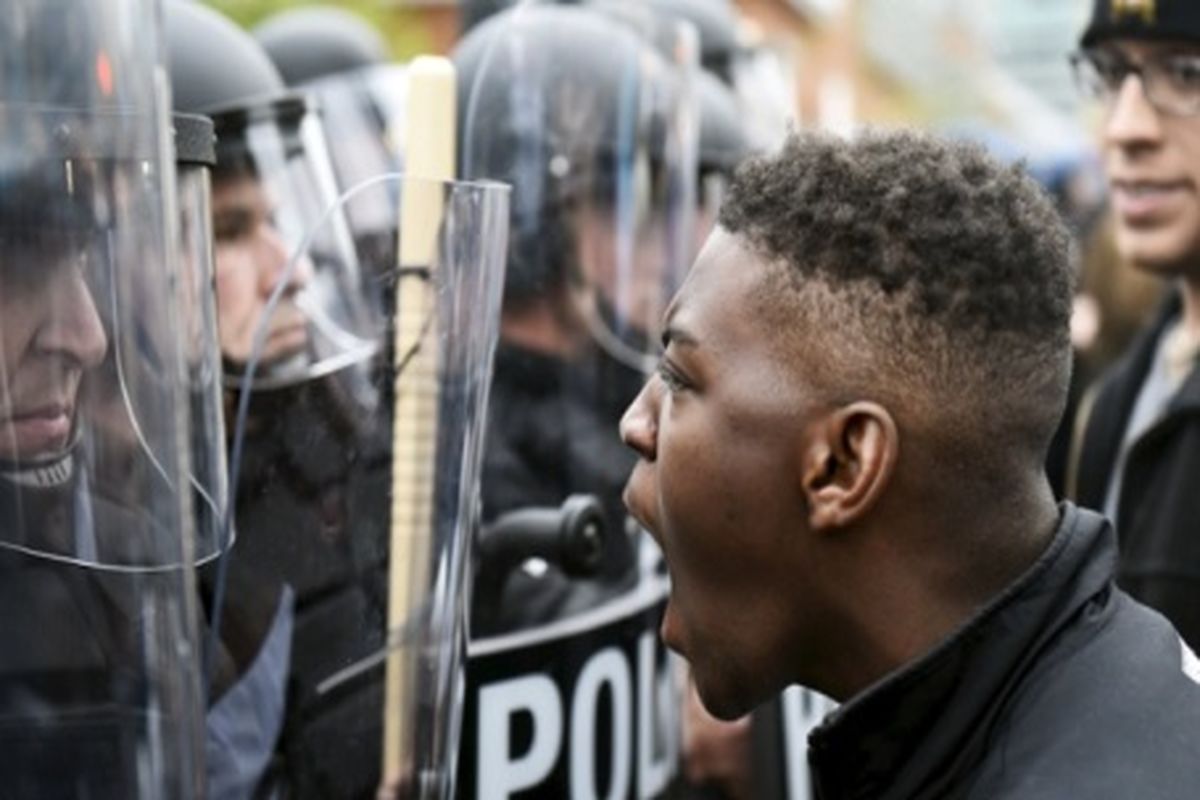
206, 160, 508, 799
0, 1, 207, 796
455, 4, 696, 796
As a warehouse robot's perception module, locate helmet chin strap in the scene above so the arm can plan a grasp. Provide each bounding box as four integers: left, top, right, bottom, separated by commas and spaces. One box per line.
0, 427, 80, 489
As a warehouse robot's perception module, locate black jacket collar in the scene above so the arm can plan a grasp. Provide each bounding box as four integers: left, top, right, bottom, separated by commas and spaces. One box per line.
1076, 290, 1200, 507
807, 504, 1114, 799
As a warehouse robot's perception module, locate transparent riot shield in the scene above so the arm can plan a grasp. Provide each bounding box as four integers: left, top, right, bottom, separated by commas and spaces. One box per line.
0, 1, 206, 797
455, 4, 695, 796
204, 166, 508, 799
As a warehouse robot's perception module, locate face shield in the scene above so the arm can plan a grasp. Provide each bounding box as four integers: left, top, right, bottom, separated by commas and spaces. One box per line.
209, 94, 379, 391
302, 64, 409, 271
695, 69, 751, 259
461, 2, 697, 375
0, 1, 206, 796
0, 115, 196, 573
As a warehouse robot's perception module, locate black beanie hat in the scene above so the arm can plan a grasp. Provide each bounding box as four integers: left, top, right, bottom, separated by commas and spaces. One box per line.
1081, 0, 1200, 47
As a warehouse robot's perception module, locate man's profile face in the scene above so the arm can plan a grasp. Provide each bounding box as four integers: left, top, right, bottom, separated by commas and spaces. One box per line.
620, 228, 825, 720
1100, 39, 1200, 275
0, 240, 108, 461
211, 174, 312, 367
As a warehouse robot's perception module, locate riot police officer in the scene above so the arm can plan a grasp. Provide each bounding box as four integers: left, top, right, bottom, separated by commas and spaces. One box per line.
454, 5, 696, 796
166, 3, 508, 797
457, 2, 695, 630
0, 1, 209, 796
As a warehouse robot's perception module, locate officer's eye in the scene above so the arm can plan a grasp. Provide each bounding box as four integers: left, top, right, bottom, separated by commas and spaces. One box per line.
213, 209, 256, 243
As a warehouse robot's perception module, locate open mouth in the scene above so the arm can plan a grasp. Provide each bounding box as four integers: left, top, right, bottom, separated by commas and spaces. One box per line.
660, 594, 685, 656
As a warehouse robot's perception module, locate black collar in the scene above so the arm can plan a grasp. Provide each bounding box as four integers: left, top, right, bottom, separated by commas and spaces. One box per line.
807, 504, 1114, 799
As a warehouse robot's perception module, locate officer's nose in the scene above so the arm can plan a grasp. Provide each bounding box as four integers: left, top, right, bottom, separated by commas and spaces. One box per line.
1105, 74, 1163, 150
37, 268, 108, 369
256, 224, 311, 296
620, 378, 659, 462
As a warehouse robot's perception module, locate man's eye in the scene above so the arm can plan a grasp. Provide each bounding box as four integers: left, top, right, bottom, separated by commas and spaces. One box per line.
656, 358, 688, 393
1094, 57, 1131, 87
1165, 58, 1200, 90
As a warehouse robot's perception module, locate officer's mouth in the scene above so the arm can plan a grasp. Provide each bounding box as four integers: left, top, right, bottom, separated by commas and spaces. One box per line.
264, 320, 309, 357
3, 404, 74, 455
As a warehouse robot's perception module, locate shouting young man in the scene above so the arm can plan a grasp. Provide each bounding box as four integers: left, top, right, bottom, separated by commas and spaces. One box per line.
622, 129, 1200, 799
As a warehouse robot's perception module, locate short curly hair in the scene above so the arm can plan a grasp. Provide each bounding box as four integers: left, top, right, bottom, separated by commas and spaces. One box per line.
718, 128, 1075, 470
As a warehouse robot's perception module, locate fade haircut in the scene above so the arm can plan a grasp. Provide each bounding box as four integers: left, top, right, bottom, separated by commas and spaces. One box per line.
718, 128, 1075, 472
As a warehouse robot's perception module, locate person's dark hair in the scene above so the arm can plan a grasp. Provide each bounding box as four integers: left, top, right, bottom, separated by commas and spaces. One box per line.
719, 128, 1075, 471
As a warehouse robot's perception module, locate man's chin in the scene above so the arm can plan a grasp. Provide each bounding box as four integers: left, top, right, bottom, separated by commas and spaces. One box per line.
691, 670, 754, 723
1116, 229, 1200, 279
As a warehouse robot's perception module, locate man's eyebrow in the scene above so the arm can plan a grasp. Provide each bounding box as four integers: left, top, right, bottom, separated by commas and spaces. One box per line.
1162, 46, 1200, 58
662, 324, 699, 350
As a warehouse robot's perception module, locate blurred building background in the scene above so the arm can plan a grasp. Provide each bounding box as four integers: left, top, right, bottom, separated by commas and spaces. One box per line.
209, 0, 1093, 151
204, 0, 1163, 376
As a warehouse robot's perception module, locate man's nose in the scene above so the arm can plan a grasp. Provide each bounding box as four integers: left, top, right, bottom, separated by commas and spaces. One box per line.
1105, 74, 1163, 149
619, 379, 659, 461
37, 269, 109, 368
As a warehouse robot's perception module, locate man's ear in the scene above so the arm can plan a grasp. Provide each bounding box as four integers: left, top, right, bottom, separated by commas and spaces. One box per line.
799, 402, 898, 532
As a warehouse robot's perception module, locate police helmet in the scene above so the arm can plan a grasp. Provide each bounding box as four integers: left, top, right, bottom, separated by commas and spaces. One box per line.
645, 0, 741, 82
455, 4, 685, 305
697, 69, 751, 176
252, 6, 389, 87
164, 0, 285, 115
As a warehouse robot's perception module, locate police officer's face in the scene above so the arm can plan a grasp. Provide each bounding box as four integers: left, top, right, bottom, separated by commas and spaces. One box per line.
212, 176, 312, 366
620, 229, 823, 721
0, 242, 108, 460
580, 210, 672, 338
1100, 39, 1200, 276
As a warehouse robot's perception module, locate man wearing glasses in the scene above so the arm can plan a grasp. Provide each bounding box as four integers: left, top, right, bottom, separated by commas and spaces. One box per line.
1069, 1, 1200, 652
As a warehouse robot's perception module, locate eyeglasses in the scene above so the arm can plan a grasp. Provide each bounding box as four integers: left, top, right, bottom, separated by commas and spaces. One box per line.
1070, 48, 1200, 117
